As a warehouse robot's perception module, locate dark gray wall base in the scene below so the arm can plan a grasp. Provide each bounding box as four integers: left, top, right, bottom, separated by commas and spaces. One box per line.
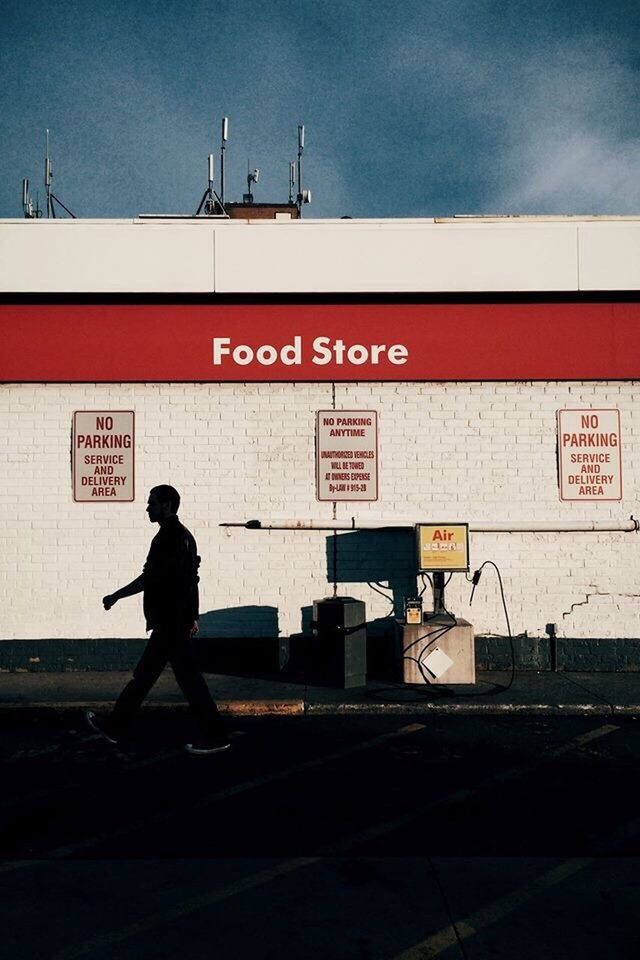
475, 635, 640, 672
0, 639, 147, 673
1, 634, 639, 673
0, 637, 287, 674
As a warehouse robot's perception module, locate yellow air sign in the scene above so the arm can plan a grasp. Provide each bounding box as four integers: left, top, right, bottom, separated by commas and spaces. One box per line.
417, 524, 469, 572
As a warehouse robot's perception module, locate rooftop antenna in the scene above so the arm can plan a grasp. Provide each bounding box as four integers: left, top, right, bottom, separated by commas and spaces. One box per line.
195, 152, 226, 216
296, 124, 311, 217
21, 178, 42, 219
288, 161, 296, 203
43, 129, 76, 218
244, 161, 259, 203
45, 129, 52, 218
220, 116, 228, 205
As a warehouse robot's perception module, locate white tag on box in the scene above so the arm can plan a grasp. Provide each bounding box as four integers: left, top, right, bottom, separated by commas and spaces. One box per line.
423, 647, 454, 679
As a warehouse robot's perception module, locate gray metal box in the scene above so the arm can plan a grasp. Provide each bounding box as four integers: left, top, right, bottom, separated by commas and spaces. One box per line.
310, 596, 367, 689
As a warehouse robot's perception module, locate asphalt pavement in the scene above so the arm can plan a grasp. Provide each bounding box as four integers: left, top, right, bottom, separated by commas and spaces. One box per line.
1, 667, 640, 716
1, 712, 639, 960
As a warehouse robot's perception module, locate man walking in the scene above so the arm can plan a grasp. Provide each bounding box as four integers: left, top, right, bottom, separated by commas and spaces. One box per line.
86, 485, 229, 755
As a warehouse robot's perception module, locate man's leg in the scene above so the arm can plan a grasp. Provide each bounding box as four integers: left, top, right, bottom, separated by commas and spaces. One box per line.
169, 627, 228, 744
110, 630, 170, 736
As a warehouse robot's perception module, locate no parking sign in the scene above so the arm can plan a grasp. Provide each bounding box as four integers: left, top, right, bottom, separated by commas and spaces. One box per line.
72, 411, 135, 502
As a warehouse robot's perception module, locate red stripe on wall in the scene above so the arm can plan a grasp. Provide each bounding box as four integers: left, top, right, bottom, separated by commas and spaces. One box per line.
0, 302, 638, 381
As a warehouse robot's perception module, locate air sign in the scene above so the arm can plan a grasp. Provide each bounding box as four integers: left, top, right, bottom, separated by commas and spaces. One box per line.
417, 524, 470, 572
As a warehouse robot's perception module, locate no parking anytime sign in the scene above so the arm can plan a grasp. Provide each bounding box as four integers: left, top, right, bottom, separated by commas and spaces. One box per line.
557, 409, 622, 501
316, 411, 378, 501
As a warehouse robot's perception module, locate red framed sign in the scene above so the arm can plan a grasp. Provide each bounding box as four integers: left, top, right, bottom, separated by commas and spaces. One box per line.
557, 409, 622, 501
316, 410, 378, 501
72, 410, 135, 501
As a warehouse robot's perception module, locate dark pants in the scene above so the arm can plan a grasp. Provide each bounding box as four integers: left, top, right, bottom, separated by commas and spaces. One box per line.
111, 625, 226, 741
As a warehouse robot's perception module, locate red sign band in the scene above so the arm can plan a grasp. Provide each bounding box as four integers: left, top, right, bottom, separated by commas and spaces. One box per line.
1, 302, 639, 382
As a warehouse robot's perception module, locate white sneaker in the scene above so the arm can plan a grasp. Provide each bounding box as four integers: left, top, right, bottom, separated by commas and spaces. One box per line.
85, 710, 119, 745
185, 738, 231, 755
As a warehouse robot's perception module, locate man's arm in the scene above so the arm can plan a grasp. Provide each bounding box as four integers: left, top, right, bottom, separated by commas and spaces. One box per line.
103, 574, 145, 610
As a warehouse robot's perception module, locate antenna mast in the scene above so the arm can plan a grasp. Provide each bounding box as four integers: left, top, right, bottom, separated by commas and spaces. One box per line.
43, 129, 76, 218
194, 120, 228, 216
195, 152, 227, 216
244, 161, 259, 204
21, 178, 42, 219
288, 161, 296, 203
45, 130, 54, 218
295, 124, 311, 217
296, 125, 304, 215
220, 117, 228, 205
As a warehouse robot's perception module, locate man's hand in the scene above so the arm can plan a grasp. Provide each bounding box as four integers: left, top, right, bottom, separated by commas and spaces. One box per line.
190, 621, 199, 637
102, 576, 143, 612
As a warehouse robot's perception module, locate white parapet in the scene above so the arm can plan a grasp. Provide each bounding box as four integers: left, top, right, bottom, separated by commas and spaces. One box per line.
1, 215, 639, 293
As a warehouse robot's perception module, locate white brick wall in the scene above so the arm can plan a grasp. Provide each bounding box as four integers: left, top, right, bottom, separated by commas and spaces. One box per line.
1, 381, 638, 641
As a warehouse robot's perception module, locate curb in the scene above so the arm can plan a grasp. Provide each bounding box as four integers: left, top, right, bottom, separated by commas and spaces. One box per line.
306, 702, 627, 716
0, 701, 638, 717
0, 700, 306, 717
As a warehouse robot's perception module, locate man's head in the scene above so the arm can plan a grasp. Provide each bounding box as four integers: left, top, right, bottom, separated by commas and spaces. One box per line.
147, 485, 180, 523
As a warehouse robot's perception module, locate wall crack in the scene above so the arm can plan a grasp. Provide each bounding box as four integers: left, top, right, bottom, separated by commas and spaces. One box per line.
562, 589, 640, 620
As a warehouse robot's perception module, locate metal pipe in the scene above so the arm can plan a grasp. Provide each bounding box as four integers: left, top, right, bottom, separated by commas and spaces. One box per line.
473, 520, 639, 532
220, 517, 639, 533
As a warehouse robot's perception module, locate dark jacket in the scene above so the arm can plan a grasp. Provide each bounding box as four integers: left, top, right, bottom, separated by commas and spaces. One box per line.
142, 515, 200, 630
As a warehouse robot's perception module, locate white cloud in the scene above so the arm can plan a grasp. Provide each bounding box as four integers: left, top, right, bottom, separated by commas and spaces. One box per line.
484, 40, 640, 213
378, 21, 640, 214
495, 131, 640, 213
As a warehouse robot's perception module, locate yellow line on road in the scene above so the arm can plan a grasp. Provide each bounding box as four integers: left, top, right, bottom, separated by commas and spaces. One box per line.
1, 722, 427, 872
0, 747, 184, 813
40, 722, 621, 959
52, 857, 322, 960
317, 722, 619, 856
390, 858, 593, 960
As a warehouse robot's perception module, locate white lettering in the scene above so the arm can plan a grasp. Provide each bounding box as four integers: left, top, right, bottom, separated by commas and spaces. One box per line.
213, 335, 409, 367
312, 336, 333, 365
281, 336, 302, 365
388, 344, 409, 365
212, 337, 231, 364
311, 337, 409, 365
233, 345, 254, 365
256, 344, 278, 365
347, 344, 368, 365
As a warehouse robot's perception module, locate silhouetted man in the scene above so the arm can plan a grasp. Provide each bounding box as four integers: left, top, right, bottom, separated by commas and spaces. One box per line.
86, 485, 229, 755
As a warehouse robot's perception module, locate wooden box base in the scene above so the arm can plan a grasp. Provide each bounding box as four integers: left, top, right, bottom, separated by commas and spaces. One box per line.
396, 618, 476, 685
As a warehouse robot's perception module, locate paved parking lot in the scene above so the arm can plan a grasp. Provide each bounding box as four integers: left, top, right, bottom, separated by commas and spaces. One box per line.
1, 713, 639, 959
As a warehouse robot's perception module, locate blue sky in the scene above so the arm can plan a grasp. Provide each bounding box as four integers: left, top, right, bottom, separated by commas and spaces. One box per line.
2, 0, 639, 219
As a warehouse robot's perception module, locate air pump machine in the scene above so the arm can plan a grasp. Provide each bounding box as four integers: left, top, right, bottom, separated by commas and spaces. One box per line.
397, 523, 476, 685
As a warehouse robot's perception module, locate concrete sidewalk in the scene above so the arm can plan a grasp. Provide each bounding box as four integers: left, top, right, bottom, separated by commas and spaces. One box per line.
1, 669, 640, 716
